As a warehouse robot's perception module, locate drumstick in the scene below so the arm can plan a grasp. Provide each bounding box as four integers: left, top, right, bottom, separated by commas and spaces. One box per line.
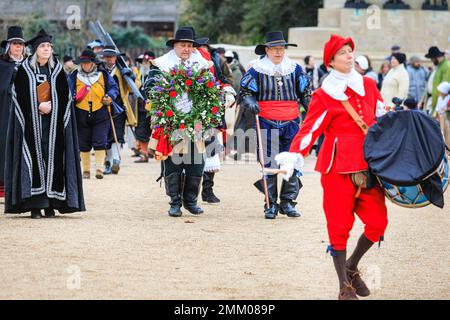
255, 115, 270, 207
260, 168, 288, 175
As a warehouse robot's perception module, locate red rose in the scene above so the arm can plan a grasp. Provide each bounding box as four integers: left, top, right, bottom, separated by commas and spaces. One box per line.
166, 110, 174, 117
170, 70, 175, 76
179, 124, 185, 129
185, 79, 193, 87
206, 81, 214, 89
169, 91, 177, 98
177, 70, 182, 75
211, 106, 219, 114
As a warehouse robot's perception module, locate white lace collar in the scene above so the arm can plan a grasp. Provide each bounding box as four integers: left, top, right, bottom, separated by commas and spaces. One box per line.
153, 50, 211, 72
77, 65, 101, 86
321, 69, 365, 101
253, 56, 297, 76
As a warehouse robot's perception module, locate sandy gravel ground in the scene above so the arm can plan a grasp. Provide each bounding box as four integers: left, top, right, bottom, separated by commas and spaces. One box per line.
0, 150, 449, 300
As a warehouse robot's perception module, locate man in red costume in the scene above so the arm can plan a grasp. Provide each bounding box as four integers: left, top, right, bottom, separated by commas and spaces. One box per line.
276, 35, 389, 300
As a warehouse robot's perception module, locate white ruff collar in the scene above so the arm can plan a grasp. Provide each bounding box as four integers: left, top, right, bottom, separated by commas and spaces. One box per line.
253, 56, 297, 76
153, 50, 210, 72
77, 66, 101, 86
321, 69, 365, 101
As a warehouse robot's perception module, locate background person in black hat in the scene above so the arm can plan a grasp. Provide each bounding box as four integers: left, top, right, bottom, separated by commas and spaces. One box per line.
183, 28, 236, 204
0, 26, 26, 64
0, 26, 26, 203
425, 46, 450, 115
68, 49, 119, 180
132, 50, 157, 162
63, 55, 76, 75
100, 45, 141, 175
4, 28, 85, 218
240, 31, 312, 219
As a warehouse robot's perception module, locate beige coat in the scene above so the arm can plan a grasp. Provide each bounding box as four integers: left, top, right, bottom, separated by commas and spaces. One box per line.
381, 64, 409, 108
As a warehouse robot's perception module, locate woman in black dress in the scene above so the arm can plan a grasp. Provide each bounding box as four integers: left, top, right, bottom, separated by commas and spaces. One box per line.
4, 29, 85, 218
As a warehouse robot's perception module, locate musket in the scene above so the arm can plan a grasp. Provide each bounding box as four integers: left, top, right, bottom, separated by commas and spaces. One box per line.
88, 20, 144, 101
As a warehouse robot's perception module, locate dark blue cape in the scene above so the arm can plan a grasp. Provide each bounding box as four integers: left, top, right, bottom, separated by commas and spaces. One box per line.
364, 111, 446, 208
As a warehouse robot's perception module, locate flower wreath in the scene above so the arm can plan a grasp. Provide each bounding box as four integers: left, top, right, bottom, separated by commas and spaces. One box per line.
147, 63, 224, 159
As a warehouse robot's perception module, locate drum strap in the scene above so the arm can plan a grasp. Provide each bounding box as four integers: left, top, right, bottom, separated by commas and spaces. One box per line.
341, 100, 369, 135
341, 100, 371, 198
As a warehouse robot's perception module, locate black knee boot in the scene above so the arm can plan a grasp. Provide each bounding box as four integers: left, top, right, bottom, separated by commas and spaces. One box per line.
264, 175, 278, 219
164, 172, 183, 217
182, 175, 204, 215
201, 172, 220, 203
279, 176, 302, 217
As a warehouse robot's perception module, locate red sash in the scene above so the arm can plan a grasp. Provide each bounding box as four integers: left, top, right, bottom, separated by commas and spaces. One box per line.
76, 85, 90, 103
259, 101, 299, 121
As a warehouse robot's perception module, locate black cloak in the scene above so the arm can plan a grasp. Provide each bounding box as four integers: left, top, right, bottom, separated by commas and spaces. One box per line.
0, 59, 16, 185
364, 110, 447, 208
4, 56, 85, 213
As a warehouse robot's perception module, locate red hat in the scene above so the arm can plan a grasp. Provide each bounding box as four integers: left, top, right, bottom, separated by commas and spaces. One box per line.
323, 34, 355, 68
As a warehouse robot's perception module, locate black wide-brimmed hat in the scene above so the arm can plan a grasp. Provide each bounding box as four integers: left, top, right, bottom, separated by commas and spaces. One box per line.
1, 26, 25, 48
196, 37, 210, 46
166, 28, 200, 48
26, 29, 52, 49
425, 46, 445, 59
255, 31, 297, 55
75, 49, 98, 64
99, 45, 124, 57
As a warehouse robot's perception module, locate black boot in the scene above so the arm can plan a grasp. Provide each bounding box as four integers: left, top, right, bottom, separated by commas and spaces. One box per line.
31, 209, 42, 219
279, 176, 302, 217
164, 172, 183, 217
264, 175, 278, 219
182, 175, 204, 215
202, 172, 220, 203
44, 208, 56, 218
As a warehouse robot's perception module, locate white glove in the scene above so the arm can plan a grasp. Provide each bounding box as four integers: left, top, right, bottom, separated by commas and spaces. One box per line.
275, 152, 304, 181
223, 85, 237, 96
223, 86, 236, 108
225, 93, 236, 108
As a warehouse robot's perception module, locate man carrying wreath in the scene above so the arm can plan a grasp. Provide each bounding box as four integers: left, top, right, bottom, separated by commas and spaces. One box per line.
143, 28, 217, 217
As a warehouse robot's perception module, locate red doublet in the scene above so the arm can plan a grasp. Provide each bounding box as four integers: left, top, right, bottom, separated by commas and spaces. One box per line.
290, 77, 388, 250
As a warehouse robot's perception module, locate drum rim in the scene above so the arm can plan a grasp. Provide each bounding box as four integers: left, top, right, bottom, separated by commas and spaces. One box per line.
380, 152, 450, 209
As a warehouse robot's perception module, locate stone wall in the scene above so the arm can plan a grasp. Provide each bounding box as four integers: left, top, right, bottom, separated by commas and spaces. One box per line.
289, 3, 450, 69
324, 0, 450, 10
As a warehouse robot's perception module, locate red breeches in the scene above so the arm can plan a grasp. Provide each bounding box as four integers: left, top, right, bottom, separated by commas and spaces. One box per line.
320, 167, 388, 251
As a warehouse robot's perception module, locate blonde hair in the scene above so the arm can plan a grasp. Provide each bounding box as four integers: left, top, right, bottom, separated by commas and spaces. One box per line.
379, 61, 390, 74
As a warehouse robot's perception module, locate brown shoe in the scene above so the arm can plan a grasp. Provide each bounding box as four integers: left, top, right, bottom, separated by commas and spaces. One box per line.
338, 283, 359, 300
83, 171, 90, 179
134, 153, 148, 163
346, 268, 370, 297
95, 169, 104, 179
